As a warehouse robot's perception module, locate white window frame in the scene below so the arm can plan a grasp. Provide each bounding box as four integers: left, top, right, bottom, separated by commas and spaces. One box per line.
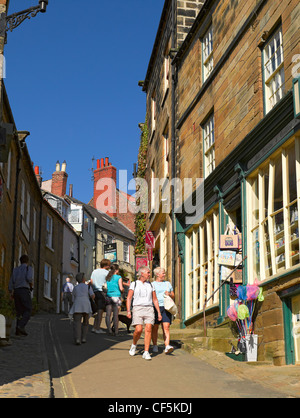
185, 209, 219, 319
203, 114, 215, 178
46, 214, 53, 249
163, 48, 170, 96
44, 263, 52, 299
151, 90, 156, 136
263, 26, 285, 114
202, 25, 213, 82
123, 242, 130, 263
247, 137, 300, 283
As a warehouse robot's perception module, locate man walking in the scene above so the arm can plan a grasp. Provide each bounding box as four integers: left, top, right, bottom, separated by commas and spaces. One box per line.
8, 255, 33, 336
90, 259, 111, 334
126, 266, 162, 360
61, 277, 74, 316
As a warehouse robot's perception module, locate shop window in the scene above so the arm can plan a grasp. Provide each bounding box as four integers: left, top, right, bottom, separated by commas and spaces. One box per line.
185, 208, 219, 318
247, 139, 300, 282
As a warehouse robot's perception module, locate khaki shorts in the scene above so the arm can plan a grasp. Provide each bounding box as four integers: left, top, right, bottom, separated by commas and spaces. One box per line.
132, 306, 154, 326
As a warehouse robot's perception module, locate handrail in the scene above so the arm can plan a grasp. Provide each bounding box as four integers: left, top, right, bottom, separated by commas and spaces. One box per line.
203, 256, 247, 337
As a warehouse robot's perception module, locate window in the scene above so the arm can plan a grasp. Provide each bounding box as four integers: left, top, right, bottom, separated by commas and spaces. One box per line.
163, 46, 170, 96
33, 208, 37, 241
247, 138, 300, 282
84, 213, 92, 234
160, 223, 167, 270
203, 114, 215, 177
202, 25, 213, 82
6, 151, 11, 191
123, 242, 130, 263
44, 263, 52, 299
46, 215, 53, 249
151, 90, 156, 136
185, 209, 219, 318
263, 26, 285, 113
69, 208, 80, 223
21, 181, 25, 217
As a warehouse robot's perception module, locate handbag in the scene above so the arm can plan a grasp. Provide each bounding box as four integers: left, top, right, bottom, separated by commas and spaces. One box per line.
102, 281, 108, 293
163, 294, 178, 316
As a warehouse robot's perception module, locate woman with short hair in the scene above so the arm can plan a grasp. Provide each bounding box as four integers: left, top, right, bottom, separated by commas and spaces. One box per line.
151, 267, 175, 354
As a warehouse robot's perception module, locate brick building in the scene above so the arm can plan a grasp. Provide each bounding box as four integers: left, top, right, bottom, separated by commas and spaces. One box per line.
142, 0, 300, 365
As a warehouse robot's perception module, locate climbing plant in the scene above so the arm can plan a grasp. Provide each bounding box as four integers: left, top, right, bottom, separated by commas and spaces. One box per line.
135, 118, 149, 255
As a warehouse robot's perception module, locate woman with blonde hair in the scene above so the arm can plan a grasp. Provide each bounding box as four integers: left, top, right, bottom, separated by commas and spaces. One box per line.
151, 267, 175, 354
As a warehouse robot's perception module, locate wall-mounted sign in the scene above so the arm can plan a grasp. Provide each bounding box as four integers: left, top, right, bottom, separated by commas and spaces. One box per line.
135, 255, 148, 272
104, 243, 117, 263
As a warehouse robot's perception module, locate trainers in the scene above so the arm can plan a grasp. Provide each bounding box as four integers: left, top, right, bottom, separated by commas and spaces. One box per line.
96, 329, 105, 334
164, 345, 174, 354
142, 351, 152, 360
129, 344, 137, 356
152, 345, 159, 353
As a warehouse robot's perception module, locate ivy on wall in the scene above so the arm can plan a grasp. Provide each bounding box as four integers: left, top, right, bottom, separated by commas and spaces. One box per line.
135, 118, 149, 255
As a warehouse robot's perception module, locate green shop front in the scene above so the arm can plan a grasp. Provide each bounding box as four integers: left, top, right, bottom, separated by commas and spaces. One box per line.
176, 90, 300, 365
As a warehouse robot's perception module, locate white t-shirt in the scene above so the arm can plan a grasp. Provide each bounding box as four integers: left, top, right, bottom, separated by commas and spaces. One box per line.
129, 280, 155, 306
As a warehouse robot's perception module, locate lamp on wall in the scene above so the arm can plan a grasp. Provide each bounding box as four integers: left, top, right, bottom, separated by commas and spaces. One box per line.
4, 0, 49, 35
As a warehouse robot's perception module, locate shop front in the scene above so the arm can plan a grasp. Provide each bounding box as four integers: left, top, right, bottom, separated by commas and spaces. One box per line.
176, 91, 300, 364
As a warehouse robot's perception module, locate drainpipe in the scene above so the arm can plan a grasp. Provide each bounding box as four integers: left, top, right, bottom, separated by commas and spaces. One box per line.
10, 135, 21, 273
171, 0, 177, 291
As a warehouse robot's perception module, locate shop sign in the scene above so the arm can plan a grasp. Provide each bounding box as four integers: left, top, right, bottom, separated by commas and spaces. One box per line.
104, 243, 117, 263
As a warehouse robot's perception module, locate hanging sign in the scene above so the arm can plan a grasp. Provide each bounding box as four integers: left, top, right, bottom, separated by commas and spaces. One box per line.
145, 231, 155, 248
104, 243, 117, 263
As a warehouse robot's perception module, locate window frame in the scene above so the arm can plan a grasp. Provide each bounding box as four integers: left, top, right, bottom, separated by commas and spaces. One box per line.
202, 24, 213, 83
262, 26, 285, 114
247, 137, 300, 283
185, 208, 219, 319
203, 113, 215, 178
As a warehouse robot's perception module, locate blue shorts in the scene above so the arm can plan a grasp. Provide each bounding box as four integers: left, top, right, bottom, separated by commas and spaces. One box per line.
154, 306, 172, 325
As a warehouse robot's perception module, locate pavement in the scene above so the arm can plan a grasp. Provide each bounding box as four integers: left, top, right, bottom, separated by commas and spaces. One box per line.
0, 313, 299, 398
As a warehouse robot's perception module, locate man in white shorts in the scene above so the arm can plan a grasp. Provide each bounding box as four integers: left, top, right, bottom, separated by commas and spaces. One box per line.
126, 266, 162, 360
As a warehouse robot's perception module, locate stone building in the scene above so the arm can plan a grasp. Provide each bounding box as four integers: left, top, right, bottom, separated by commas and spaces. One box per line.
142, 0, 300, 365
141, 0, 204, 289
0, 87, 65, 313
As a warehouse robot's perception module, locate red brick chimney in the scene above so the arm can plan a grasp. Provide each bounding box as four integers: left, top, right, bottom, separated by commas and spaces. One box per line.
34, 166, 42, 187
51, 161, 68, 197
93, 157, 117, 217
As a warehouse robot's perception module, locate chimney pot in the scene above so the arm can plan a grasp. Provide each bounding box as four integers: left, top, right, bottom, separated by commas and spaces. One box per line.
105, 157, 109, 167
61, 161, 67, 172
56, 161, 60, 172
100, 158, 104, 169
97, 159, 100, 169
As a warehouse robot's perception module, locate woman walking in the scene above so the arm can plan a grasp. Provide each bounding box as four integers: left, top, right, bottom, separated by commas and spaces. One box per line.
151, 267, 175, 354
105, 264, 124, 336
69, 273, 95, 345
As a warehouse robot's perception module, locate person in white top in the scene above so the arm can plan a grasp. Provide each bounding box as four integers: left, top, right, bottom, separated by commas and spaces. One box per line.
126, 266, 161, 360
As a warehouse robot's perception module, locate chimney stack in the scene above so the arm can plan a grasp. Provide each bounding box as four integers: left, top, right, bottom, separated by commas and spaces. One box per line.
51, 160, 68, 197
93, 157, 117, 217
34, 166, 42, 187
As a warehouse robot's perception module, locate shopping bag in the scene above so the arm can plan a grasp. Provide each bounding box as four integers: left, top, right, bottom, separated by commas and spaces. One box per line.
163, 295, 178, 316
220, 225, 239, 250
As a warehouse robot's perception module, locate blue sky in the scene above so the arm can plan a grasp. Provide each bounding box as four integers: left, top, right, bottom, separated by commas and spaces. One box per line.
4, 0, 163, 203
